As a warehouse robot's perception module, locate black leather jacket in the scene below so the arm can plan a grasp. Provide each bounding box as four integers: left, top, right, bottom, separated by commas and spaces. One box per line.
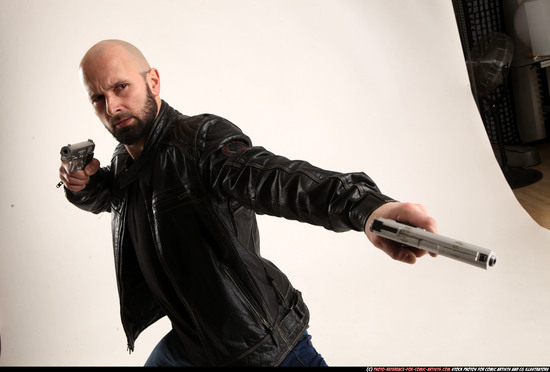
66, 101, 393, 366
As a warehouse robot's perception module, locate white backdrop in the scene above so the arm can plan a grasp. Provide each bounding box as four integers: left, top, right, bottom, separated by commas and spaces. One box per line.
1, 0, 549, 366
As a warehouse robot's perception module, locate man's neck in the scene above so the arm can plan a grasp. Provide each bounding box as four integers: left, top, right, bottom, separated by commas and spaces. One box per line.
126, 137, 147, 159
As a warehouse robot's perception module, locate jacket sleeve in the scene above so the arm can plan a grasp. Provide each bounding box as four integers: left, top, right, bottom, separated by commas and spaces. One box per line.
64, 166, 114, 214
195, 115, 396, 233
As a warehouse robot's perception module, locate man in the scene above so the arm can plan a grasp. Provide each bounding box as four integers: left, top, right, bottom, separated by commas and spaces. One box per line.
59, 39, 437, 366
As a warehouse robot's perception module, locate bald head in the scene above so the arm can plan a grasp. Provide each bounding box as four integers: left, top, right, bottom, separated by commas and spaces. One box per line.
80, 39, 150, 70
80, 40, 151, 83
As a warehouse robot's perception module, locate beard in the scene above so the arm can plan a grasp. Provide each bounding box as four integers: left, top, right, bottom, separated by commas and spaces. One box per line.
108, 86, 158, 146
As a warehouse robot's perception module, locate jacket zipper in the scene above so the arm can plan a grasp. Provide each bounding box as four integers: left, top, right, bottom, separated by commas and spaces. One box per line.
152, 186, 192, 212
114, 197, 135, 353
219, 264, 271, 331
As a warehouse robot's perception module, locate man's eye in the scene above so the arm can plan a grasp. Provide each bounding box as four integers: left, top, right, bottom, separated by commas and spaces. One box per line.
92, 95, 104, 104
117, 84, 127, 91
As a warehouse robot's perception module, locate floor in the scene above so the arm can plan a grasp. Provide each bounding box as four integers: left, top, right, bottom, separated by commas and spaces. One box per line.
512, 141, 550, 230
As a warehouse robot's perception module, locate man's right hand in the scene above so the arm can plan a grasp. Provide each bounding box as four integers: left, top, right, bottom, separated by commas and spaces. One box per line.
58, 158, 100, 191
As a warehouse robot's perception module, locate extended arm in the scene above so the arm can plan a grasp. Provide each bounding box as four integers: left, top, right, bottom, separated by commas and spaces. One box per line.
196, 116, 437, 264
197, 116, 395, 233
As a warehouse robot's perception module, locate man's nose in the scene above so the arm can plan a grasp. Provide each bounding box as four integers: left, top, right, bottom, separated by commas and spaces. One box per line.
105, 95, 122, 116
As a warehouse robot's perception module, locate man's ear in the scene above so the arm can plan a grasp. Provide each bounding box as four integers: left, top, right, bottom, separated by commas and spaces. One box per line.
147, 68, 161, 96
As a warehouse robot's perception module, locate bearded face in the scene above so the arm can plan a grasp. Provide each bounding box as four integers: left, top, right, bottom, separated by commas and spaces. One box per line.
106, 83, 158, 145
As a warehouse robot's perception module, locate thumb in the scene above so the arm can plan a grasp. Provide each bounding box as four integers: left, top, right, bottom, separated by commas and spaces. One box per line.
84, 158, 100, 176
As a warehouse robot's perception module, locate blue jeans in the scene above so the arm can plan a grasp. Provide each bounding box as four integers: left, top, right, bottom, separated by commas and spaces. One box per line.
279, 329, 328, 367
145, 328, 328, 367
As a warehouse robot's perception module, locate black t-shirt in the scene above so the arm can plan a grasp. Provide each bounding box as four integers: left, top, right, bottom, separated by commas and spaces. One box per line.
126, 180, 199, 349
126, 181, 172, 302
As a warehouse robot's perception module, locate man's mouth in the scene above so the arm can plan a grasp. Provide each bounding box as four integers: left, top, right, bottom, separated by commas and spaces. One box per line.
114, 117, 132, 128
